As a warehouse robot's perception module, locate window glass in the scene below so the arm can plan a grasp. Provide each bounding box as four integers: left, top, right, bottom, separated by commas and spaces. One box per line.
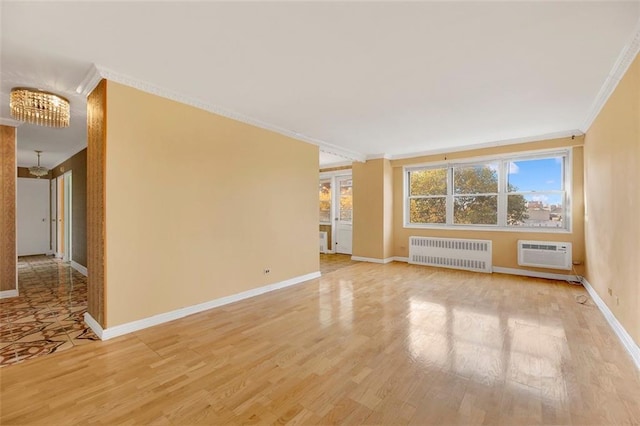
410, 198, 447, 224
507, 158, 563, 192
454, 163, 498, 194
319, 180, 331, 223
409, 168, 447, 196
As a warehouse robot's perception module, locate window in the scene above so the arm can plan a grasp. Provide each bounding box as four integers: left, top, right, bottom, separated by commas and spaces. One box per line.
405, 150, 570, 231
408, 168, 447, 224
319, 180, 331, 224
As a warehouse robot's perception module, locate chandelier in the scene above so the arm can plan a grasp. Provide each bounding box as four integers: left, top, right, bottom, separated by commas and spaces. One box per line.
10, 87, 70, 128
29, 151, 49, 178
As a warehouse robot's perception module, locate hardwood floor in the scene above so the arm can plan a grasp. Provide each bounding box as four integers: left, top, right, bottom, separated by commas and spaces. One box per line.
319, 253, 358, 275
0, 256, 98, 367
1, 261, 639, 425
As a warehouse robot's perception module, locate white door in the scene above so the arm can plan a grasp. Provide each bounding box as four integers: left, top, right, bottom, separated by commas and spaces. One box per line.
17, 178, 50, 256
335, 176, 353, 254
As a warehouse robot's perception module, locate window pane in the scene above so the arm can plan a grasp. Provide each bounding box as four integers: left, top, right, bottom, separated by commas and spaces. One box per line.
454, 163, 498, 194
410, 198, 446, 224
339, 179, 352, 222
319, 181, 331, 223
508, 194, 564, 228
409, 168, 447, 196
508, 157, 563, 192
454, 195, 497, 225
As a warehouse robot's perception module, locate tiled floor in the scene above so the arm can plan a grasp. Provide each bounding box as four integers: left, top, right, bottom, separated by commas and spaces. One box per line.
320, 253, 359, 275
0, 255, 98, 367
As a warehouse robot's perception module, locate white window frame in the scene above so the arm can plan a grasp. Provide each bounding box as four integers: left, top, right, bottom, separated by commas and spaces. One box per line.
403, 148, 572, 233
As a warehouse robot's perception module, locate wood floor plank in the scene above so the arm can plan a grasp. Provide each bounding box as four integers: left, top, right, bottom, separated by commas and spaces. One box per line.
1, 260, 639, 425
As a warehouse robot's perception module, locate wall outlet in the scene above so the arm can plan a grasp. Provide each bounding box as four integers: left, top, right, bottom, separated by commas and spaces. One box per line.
264, 268, 270, 274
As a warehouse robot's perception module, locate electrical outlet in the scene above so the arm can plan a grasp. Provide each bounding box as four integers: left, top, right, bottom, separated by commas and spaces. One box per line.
264, 268, 270, 274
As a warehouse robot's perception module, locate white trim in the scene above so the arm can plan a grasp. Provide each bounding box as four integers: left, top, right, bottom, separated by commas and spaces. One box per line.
581, 19, 640, 132
390, 130, 582, 161
581, 277, 640, 371
351, 256, 395, 264
76, 63, 103, 96
83, 312, 104, 340
0, 118, 22, 127
94, 65, 366, 163
493, 266, 578, 282
392, 256, 409, 262
0, 289, 19, 299
320, 160, 353, 169
70, 261, 88, 276
85, 271, 320, 341
366, 153, 391, 161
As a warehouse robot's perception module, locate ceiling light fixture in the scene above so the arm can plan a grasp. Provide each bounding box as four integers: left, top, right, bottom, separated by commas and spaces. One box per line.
10, 87, 70, 128
29, 150, 49, 178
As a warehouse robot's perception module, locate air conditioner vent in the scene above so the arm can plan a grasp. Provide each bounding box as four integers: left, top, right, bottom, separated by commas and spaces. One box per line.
518, 240, 571, 270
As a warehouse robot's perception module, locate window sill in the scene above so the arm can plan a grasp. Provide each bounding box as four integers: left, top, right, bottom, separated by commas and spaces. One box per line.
403, 224, 571, 234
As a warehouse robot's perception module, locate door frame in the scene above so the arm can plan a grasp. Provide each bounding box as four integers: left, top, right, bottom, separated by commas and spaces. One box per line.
319, 169, 353, 255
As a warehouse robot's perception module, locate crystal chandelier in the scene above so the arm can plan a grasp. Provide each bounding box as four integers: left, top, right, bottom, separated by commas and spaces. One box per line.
29, 151, 49, 178
10, 87, 70, 128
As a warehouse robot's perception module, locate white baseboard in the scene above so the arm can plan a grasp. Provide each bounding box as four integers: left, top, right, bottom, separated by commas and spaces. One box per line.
84, 271, 321, 341
351, 256, 395, 264
581, 277, 640, 371
83, 312, 104, 339
392, 256, 409, 263
493, 266, 578, 282
70, 261, 88, 276
0, 289, 18, 299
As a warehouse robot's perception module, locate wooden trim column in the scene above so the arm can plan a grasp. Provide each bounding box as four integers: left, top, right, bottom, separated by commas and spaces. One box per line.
0, 125, 17, 294
87, 80, 107, 326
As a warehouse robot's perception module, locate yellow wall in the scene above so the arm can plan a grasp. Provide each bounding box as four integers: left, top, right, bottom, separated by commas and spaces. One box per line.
584, 53, 640, 344
104, 82, 319, 327
352, 159, 385, 259
352, 158, 394, 259
383, 159, 394, 259
390, 136, 585, 274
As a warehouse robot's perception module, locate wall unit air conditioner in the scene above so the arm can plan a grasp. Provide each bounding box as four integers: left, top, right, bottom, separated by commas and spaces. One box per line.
517, 240, 572, 270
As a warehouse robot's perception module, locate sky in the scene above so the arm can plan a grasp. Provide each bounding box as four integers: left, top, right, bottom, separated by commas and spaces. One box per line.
508, 157, 563, 205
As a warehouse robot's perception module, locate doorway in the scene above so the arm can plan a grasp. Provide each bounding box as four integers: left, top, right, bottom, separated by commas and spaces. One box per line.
335, 176, 353, 254
319, 171, 353, 255
54, 171, 73, 261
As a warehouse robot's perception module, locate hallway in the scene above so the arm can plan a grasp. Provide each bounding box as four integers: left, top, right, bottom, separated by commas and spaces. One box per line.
0, 256, 98, 367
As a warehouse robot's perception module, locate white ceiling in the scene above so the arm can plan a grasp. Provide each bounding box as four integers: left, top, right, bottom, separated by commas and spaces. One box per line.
1, 2, 639, 169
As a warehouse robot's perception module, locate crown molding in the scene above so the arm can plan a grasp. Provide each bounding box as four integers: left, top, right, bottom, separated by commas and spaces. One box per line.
92, 65, 366, 162
366, 153, 391, 161
388, 129, 583, 161
581, 18, 640, 132
76, 64, 103, 97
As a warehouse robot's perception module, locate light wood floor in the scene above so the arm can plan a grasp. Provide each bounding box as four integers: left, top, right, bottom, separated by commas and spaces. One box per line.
1, 262, 639, 425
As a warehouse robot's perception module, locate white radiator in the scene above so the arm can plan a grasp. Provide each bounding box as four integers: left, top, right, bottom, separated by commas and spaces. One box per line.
517, 240, 572, 270
319, 231, 328, 253
409, 236, 492, 273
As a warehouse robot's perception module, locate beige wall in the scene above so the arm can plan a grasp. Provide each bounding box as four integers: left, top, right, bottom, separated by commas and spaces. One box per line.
383, 159, 394, 259
104, 81, 319, 327
390, 136, 585, 274
584, 53, 640, 345
353, 159, 394, 259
